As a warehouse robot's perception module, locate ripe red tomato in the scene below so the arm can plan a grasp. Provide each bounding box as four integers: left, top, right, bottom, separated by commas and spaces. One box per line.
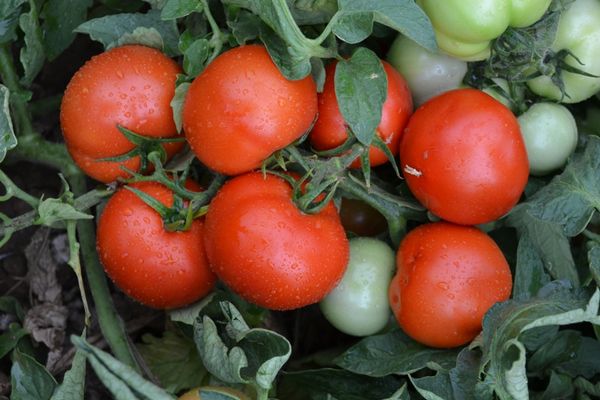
60, 45, 183, 183
97, 181, 216, 309
309, 60, 413, 167
182, 45, 318, 175
389, 222, 512, 348
203, 172, 349, 310
399, 88, 528, 225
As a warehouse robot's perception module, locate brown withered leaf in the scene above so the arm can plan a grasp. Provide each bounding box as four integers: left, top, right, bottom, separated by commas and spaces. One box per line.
25, 228, 62, 304
23, 303, 68, 372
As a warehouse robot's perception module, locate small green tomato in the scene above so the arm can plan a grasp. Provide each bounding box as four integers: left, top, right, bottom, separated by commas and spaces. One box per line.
320, 237, 395, 337
518, 102, 578, 176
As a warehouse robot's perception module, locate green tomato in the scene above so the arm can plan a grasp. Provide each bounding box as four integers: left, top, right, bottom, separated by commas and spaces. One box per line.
320, 237, 395, 337
417, 0, 551, 61
527, 0, 600, 103
518, 103, 578, 176
386, 35, 467, 106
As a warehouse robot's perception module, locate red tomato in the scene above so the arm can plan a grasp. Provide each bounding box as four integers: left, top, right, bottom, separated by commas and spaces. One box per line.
97, 181, 216, 309
182, 45, 318, 175
389, 222, 512, 348
309, 60, 413, 167
203, 172, 349, 310
399, 88, 528, 225
60, 45, 183, 183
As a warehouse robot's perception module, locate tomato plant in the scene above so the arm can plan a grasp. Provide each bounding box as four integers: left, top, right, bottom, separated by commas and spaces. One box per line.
389, 222, 513, 348
386, 34, 467, 106
400, 88, 529, 225
183, 45, 318, 175
518, 102, 579, 176
309, 59, 412, 167
527, 0, 600, 103
178, 386, 250, 400
60, 45, 183, 183
203, 172, 349, 310
417, 0, 552, 60
320, 237, 395, 337
96, 180, 216, 309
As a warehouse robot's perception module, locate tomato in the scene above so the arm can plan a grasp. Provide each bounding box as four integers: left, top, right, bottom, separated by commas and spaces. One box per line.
203, 172, 349, 310
178, 386, 249, 400
309, 60, 412, 167
386, 35, 467, 106
527, 0, 600, 103
399, 88, 529, 225
97, 180, 216, 309
518, 103, 578, 176
339, 198, 387, 236
60, 45, 183, 183
417, 0, 552, 61
183, 45, 317, 175
320, 237, 395, 337
389, 222, 512, 348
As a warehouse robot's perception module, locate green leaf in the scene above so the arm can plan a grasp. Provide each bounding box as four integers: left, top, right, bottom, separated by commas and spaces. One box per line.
513, 234, 552, 300
335, 329, 458, 377
0, 296, 25, 320
335, 0, 436, 51
334, 47, 386, 146
193, 301, 290, 391
115, 26, 166, 51
0, 85, 17, 163
540, 372, 574, 400
137, 330, 207, 394
171, 81, 190, 134
554, 336, 600, 379
19, 0, 45, 87
278, 368, 407, 400
10, 348, 57, 400
182, 38, 210, 77
50, 343, 87, 400
75, 10, 180, 56
449, 348, 490, 400
36, 197, 93, 227
229, 10, 261, 44
0, 0, 27, 44
40, 0, 92, 61
590, 241, 600, 287
526, 136, 600, 236
0, 324, 28, 359
161, 0, 203, 20
332, 12, 373, 44
527, 330, 581, 374
501, 340, 528, 400
260, 22, 312, 80
409, 370, 453, 400
72, 336, 174, 400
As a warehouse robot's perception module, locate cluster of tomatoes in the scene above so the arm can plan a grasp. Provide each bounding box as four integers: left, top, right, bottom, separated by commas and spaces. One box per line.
59, 0, 586, 347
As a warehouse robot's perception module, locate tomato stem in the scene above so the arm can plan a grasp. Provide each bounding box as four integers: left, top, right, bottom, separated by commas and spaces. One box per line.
0, 45, 36, 137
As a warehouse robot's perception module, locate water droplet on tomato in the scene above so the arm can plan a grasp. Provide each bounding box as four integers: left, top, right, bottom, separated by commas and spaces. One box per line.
436, 282, 449, 290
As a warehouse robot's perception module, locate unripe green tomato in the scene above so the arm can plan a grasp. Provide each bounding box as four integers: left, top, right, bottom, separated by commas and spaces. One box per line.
386, 35, 467, 106
518, 102, 578, 176
320, 237, 395, 337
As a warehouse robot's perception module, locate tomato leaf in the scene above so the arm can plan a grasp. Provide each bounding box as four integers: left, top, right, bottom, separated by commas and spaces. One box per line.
19, 0, 45, 87
277, 368, 407, 400
51, 341, 87, 400
40, 0, 92, 61
0, 296, 25, 321
75, 10, 180, 56
513, 234, 552, 300
136, 330, 207, 394
0, 0, 27, 44
0, 85, 17, 163
0, 324, 28, 360
409, 370, 454, 400
335, 329, 458, 377
540, 372, 574, 400
589, 242, 600, 287
171, 81, 190, 134
71, 336, 174, 400
526, 135, 600, 237
160, 0, 203, 20
35, 198, 93, 227
334, 0, 436, 51
259, 22, 312, 80
448, 348, 491, 400
193, 301, 291, 392
181, 38, 210, 77
334, 47, 386, 146
10, 348, 57, 400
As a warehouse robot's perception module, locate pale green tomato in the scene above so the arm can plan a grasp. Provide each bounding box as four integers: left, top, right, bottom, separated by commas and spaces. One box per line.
527, 0, 600, 103
518, 103, 578, 175
320, 237, 395, 337
417, 0, 551, 61
386, 35, 467, 106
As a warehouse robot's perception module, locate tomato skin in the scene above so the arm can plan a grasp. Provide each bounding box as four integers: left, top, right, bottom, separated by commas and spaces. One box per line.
389, 222, 512, 348
399, 88, 529, 225
203, 172, 349, 310
320, 237, 395, 337
518, 103, 578, 176
309, 60, 413, 167
417, 0, 552, 60
183, 45, 318, 175
527, 0, 600, 103
60, 45, 183, 182
97, 181, 216, 309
